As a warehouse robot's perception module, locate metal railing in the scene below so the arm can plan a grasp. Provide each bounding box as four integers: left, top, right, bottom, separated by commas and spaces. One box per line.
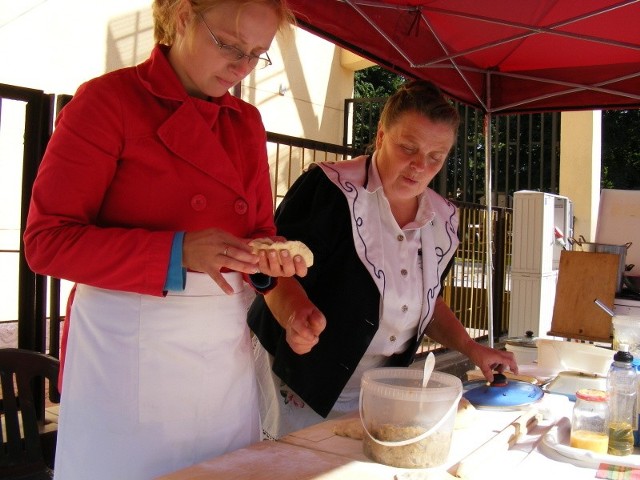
2, 83, 527, 360
266, 132, 358, 209
345, 98, 563, 205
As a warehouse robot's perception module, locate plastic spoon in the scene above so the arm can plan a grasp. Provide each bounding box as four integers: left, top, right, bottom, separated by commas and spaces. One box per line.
422, 352, 435, 387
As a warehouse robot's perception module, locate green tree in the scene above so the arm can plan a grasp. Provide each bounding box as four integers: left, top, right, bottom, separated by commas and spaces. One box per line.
602, 109, 640, 190
351, 67, 405, 152
354, 66, 405, 98
353, 69, 640, 195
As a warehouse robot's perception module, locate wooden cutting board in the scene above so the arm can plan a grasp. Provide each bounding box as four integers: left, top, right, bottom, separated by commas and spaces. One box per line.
156, 408, 535, 480
549, 251, 618, 342
281, 410, 521, 470
155, 440, 416, 480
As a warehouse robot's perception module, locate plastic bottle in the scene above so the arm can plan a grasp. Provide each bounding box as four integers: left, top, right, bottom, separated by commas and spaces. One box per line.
607, 344, 638, 456
633, 358, 640, 447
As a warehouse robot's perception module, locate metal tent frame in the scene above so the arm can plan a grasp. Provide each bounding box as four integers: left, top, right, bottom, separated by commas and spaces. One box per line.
288, 0, 640, 345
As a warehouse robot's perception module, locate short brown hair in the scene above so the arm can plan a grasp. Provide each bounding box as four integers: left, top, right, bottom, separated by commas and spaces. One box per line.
378, 80, 460, 133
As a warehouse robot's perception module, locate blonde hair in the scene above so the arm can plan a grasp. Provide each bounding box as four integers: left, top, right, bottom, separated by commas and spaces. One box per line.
153, 0, 295, 46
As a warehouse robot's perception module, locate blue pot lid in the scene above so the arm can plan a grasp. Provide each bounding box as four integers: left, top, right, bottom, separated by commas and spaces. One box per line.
462, 374, 544, 410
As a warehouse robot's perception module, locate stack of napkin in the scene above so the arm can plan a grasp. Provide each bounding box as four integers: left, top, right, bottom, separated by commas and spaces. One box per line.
597, 463, 640, 480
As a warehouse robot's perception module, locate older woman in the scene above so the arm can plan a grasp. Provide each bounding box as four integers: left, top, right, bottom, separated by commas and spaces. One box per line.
248, 80, 518, 439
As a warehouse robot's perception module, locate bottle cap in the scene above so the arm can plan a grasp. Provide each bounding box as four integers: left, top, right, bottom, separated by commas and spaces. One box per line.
614, 346, 634, 363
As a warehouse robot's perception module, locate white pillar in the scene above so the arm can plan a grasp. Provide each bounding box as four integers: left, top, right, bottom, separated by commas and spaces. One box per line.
559, 111, 602, 241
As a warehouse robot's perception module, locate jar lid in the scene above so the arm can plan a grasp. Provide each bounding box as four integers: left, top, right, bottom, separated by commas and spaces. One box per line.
575, 388, 608, 402
462, 374, 544, 409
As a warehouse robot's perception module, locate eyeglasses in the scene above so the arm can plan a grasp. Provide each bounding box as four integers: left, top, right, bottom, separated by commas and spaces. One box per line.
197, 12, 272, 70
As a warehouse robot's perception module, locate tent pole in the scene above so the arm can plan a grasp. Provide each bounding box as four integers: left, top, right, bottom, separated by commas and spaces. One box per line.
483, 111, 494, 349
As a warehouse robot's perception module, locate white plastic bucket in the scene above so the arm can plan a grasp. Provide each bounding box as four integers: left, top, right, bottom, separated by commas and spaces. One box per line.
359, 368, 462, 468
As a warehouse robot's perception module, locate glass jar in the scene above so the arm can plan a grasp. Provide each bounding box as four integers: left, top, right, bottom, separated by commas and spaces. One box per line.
570, 389, 609, 454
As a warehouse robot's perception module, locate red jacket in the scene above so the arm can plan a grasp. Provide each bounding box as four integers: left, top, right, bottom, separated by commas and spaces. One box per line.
24, 44, 276, 296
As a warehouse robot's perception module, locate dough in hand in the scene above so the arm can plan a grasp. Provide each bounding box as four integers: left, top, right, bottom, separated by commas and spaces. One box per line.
249, 238, 314, 267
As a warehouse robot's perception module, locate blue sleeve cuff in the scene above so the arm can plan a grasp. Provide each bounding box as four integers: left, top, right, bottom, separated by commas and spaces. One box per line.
249, 273, 277, 293
164, 231, 186, 291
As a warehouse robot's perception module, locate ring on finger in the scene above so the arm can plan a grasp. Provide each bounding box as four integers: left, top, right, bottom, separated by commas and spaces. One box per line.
223, 246, 229, 256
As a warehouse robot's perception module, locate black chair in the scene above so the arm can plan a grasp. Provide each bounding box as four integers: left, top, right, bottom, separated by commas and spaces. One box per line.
0, 348, 60, 480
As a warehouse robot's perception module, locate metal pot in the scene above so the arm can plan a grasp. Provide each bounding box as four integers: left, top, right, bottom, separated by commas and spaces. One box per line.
568, 235, 632, 293
505, 330, 538, 348
504, 331, 538, 364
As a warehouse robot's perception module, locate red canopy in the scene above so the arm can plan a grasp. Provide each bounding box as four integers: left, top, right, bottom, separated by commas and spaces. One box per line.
287, 0, 640, 343
288, 0, 640, 114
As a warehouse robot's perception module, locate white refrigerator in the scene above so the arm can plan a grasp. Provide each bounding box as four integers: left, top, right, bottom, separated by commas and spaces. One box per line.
508, 190, 573, 339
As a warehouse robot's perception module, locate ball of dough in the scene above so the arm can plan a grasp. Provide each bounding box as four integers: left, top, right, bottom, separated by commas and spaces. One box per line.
332, 418, 364, 440
455, 396, 477, 429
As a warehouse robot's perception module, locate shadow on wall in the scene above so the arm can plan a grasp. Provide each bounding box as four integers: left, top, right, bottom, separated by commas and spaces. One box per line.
106, 8, 155, 73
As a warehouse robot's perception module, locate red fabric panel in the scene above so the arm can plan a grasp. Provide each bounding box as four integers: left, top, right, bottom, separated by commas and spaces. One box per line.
288, 0, 640, 114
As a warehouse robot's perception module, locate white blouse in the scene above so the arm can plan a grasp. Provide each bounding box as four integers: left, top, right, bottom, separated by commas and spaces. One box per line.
338, 154, 435, 409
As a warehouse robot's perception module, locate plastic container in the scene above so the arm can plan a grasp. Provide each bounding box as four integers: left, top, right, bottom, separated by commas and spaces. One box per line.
606, 345, 638, 456
570, 389, 609, 454
536, 339, 613, 376
360, 368, 462, 468
612, 315, 640, 358
545, 372, 606, 401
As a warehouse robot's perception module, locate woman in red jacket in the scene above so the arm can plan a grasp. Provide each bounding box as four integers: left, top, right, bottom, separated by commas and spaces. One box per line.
23, 1, 302, 478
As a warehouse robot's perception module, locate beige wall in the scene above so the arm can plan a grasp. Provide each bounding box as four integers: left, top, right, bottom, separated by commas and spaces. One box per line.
1, 1, 155, 95
559, 111, 602, 241
0, 1, 353, 145
245, 26, 355, 144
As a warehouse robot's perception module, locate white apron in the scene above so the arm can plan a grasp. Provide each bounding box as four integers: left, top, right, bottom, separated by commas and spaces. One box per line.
54, 272, 260, 480
254, 340, 355, 440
